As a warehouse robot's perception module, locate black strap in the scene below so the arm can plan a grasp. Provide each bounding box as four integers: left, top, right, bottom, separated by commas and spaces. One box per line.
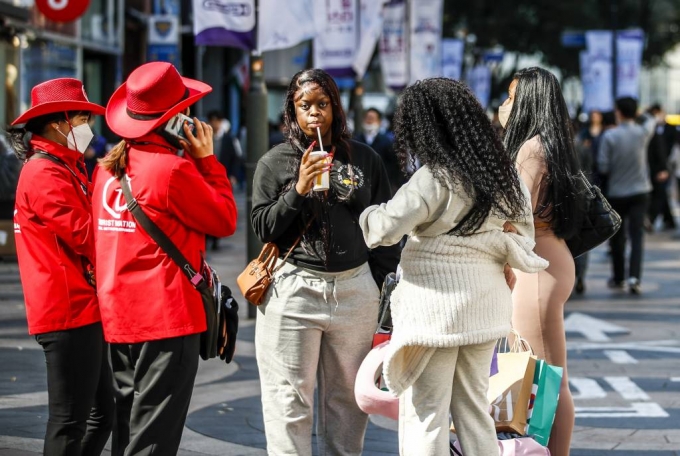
31, 151, 88, 196
118, 173, 207, 290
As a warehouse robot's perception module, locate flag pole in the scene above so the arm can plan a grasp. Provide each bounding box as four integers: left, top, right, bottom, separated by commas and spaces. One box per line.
246, 0, 268, 319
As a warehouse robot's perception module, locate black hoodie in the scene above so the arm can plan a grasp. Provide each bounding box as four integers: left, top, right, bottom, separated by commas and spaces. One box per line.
251, 140, 400, 287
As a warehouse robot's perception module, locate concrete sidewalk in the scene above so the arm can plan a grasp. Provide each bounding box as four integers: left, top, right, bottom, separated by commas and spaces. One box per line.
1, 190, 680, 455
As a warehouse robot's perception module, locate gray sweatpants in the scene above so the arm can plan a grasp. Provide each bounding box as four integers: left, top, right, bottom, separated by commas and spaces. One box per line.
255, 261, 380, 456
399, 341, 499, 456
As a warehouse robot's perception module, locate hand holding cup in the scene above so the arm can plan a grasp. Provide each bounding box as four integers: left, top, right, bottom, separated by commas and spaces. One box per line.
296, 141, 333, 195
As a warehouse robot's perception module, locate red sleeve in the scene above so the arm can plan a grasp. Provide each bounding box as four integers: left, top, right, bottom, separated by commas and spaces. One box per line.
30, 165, 95, 263
167, 154, 237, 237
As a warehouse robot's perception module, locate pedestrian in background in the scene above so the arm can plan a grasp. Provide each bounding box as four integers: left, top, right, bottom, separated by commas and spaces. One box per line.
207, 110, 242, 251
646, 104, 676, 231
7, 78, 114, 455
360, 78, 547, 456
92, 62, 237, 455
598, 97, 655, 294
501, 67, 582, 456
250, 68, 400, 455
354, 107, 403, 193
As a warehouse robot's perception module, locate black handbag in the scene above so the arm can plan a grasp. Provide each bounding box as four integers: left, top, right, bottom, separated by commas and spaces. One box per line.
566, 172, 622, 259
119, 175, 239, 363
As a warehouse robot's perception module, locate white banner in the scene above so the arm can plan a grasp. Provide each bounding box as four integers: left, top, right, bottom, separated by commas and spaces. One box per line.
379, 0, 408, 89
616, 33, 644, 99
409, 0, 443, 84
442, 38, 464, 81
353, 0, 389, 79
258, 0, 315, 53
580, 51, 614, 113
466, 65, 491, 109
193, 0, 255, 48
313, 0, 358, 77
585, 30, 613, 59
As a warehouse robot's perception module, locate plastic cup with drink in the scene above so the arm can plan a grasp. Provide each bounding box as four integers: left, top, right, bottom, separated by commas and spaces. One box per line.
311, 127, 331, 191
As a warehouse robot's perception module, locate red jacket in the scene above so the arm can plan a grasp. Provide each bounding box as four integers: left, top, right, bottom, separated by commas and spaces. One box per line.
92, 139, 237, 343
14, 137, 100, 335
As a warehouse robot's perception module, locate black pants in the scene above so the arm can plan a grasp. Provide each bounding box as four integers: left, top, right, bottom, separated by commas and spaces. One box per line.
648, 180, 675, 228
35, 322, 115, 456
608, 193, 650, 283
110, 334, 200, 456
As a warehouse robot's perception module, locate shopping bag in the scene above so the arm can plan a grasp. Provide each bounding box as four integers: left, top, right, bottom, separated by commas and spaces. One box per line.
527, 360, 563, 446
490, 345, 499, 376
451, 437, 551, 455
487, 350, 537, 434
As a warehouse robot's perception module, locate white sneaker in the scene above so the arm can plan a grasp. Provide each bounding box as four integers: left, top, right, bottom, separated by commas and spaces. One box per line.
628, 277, 641, 295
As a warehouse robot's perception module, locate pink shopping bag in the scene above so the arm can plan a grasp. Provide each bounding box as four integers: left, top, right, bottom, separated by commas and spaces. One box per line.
451, 437, 550, 456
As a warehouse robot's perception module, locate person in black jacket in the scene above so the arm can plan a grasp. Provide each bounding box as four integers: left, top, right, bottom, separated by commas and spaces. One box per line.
646, 105, 676, 230
354, 107, 404, 193
250, 69, 400, 455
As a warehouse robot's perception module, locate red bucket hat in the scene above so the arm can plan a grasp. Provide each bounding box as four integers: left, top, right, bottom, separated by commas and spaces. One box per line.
106, 62, 212, 139
11, 78, 105, 126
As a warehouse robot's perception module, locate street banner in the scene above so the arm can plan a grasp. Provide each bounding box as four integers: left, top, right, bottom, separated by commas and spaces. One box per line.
379, 0, 408, 90
313, 0, 358, 78
193, 0, 255, 49
585, 30, 613, 59
258, 0, 315, 53
409, 0, 443, 84
583, 29, 644, 103
616, 30, 644, 99
583, 30, 614, 112
580, 51, 614, 113
149, 15, 180, 67
442, 38, 464, 81
353, 0, 390, 79
466, 65, 491, 109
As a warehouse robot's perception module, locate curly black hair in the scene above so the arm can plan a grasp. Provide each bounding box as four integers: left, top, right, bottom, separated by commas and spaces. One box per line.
502, 67, 581, 239
393, 78, 527, 235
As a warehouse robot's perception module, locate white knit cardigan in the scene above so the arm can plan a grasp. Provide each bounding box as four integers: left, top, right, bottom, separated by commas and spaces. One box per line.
359, 166, 548, 396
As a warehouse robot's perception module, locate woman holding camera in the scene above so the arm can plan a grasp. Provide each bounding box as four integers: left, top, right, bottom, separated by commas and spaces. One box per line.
8, 78, 114, 455
92, 62, 237, 455
250, 68, 400, 455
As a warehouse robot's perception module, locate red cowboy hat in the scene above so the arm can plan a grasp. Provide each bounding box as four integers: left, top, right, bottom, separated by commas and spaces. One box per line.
106, 62, 212, 139
11, 78, 105, 126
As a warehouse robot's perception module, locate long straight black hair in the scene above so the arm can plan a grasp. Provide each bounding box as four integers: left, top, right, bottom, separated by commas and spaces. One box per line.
503, 67, 581, 239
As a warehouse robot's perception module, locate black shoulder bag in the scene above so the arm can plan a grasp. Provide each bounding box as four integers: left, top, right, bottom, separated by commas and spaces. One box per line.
119, 174, 239, 363
566, 171, 622, 259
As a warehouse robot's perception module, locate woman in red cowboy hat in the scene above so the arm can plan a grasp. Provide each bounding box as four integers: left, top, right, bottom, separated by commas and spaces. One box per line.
91, 62, 237, 455
7, 78, 115, 455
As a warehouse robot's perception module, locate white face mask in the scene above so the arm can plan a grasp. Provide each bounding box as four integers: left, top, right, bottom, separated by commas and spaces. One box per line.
363, 122, 379, 136
57, 123, 94, 154
498, 102, 513, 128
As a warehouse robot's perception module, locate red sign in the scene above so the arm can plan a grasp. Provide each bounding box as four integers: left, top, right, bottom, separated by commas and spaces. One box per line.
35, 0, 90, 22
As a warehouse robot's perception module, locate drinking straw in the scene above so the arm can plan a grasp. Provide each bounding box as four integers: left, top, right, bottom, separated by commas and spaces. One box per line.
316, 127, 324, 152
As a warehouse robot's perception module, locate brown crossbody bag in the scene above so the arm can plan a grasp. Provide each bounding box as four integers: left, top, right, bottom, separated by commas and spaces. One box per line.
237, 219, 313, 306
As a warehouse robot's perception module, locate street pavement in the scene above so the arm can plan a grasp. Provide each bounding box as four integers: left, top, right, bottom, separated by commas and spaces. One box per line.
0, 191, 679, 455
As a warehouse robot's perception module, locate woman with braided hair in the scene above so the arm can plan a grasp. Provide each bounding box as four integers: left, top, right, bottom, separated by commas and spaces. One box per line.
360, 78, 548, 455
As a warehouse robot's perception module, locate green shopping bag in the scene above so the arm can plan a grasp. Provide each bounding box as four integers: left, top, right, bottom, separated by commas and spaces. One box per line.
526, 359, 563, 446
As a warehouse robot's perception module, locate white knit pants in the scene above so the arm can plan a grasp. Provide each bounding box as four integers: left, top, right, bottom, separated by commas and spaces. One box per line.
399, 342, 499, 456
255, 261, 380, 456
